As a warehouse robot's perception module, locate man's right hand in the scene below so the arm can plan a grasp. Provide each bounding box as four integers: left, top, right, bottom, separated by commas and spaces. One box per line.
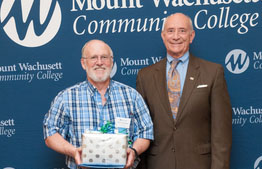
74, 147, 82, 165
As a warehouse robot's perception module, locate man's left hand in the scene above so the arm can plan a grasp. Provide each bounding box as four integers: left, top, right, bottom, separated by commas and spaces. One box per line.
124, 148, 136, 168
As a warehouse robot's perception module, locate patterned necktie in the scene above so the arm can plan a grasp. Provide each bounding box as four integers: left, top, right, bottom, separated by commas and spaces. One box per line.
167, 60, 181, 119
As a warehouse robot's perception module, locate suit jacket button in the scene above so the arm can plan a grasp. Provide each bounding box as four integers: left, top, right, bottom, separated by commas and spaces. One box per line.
172, 148, 175, 152
173, 127, 177, 131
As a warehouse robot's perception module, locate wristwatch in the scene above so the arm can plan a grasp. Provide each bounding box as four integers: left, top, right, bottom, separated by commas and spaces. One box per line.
129, 147, 138, 158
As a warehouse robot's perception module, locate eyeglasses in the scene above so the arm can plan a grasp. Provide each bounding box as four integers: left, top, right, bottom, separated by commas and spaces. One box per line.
82, 55, 112, 63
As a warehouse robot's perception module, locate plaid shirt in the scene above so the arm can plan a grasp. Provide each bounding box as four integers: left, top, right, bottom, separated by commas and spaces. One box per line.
43, 80, 153, 169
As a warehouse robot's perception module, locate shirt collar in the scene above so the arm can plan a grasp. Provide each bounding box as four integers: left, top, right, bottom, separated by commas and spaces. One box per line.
86, 80, 96, 95
86, 79, 113, 96
167, 51, 189, 64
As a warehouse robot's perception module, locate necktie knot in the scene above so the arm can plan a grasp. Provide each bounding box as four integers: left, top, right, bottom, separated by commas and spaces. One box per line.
171, 59, 179, 68
169, 60, 180, 78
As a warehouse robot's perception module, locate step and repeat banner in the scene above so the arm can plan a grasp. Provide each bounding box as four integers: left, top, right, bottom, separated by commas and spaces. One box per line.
0, 0, 261, 168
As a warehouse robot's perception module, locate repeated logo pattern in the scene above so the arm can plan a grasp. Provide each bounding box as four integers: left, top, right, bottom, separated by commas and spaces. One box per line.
254, 156, 262, 169
0, 0, 62, 47
225, 49, 250, 74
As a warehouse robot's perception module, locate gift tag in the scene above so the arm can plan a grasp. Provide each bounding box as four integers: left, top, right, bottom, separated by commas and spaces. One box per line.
115, 117, 131, 129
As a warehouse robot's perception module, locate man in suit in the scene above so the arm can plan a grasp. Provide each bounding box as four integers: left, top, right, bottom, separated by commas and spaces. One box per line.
136, 13, 232, 169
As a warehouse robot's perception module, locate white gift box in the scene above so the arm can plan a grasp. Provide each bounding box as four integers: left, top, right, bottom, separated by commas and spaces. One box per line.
81, 132, 128, 168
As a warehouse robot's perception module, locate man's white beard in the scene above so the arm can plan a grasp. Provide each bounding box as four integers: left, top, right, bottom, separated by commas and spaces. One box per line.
86, 66, 111, 83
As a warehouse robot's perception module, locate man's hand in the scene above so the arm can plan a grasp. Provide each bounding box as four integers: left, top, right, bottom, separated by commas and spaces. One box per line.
74, 147, 89, 169
45, 133, 86, 168
74, 147, 82, 165
124, 148, 136, 168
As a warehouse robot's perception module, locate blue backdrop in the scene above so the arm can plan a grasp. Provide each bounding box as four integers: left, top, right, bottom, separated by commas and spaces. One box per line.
0, 0, 262, 168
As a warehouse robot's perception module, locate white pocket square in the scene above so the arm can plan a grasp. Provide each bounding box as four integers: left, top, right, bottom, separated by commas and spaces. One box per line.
197, 84, 208, 88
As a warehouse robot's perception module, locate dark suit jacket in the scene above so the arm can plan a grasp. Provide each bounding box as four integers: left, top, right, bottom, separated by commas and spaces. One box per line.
136, 55, 232, 169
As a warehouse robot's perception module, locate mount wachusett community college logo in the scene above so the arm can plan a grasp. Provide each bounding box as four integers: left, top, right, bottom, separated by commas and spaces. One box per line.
225, 49, 250, 74
254, 156, 262, 169
0, 0, 62, 47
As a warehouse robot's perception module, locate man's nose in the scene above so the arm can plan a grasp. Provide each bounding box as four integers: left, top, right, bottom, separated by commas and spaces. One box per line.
172, 31, 180, 39
96, 57, 103, 65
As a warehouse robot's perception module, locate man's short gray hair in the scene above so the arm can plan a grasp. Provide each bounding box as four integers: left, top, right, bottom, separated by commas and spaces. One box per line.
162, 13, 194, 32
81, 39, 114, 58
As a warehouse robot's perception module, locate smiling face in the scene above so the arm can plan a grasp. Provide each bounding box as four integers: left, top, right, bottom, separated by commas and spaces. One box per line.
161, 13, 195, 58
81, 40, 113, 85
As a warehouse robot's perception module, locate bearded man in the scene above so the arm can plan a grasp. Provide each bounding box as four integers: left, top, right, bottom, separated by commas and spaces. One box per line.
43, 39, 153, 169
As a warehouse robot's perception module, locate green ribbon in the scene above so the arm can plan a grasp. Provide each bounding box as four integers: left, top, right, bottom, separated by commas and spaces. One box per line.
99, 121, 114, 133
99, 121, 132, 145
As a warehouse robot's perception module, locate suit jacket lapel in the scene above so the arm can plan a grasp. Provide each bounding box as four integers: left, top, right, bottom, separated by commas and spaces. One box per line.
176, 55, 200, 121
153, 58, 174, 122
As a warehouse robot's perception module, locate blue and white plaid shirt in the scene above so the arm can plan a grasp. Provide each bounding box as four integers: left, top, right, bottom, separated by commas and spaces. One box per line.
43, 80, 153, 169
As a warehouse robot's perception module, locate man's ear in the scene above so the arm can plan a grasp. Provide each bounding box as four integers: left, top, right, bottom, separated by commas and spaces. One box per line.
80, 58, 86, 70
161, 31, 165, 41
190, 30, 195, 43
111, 57, 114, 69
